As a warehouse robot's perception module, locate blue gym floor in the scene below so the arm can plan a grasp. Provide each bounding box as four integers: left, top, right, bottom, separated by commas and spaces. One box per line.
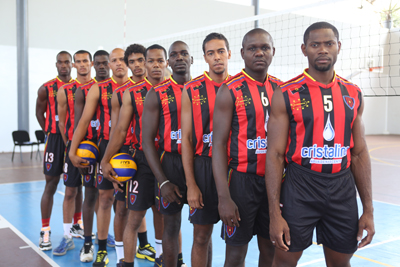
0, 135, 399, 266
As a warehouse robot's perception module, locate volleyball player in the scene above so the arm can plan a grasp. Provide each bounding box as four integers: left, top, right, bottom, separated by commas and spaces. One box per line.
36, 51, 74, 250
212, 28, 282, 267
266, 21, 375, 267
181, 33, 231, 267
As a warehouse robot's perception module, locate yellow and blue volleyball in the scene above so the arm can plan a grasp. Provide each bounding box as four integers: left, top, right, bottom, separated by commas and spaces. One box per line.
109, 153, 137, 182
76, 141, 99, 166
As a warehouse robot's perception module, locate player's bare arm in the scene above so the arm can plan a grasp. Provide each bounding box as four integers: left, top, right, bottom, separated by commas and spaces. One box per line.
265, 88, 291, 252
57, 85, 68, 145
101, 89, 134, 189
350, 97, 375, 249
74, 88, 85, 129
36, 85, 47, 131
69, 83, 100, 168
181, 87, 203, 209
110, 90, 121, 134
142, 88, 182, 204
212, 84, 240, 227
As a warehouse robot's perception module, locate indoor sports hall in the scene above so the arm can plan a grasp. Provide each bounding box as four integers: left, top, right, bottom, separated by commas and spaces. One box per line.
1, 0, 399, 266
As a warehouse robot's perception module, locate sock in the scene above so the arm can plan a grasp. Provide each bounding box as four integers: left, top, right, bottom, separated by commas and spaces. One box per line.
155, 239, 162, 258
73, 212, 82, 224
125, 262, 134, 267
84, 235, 92, 243
115, 241, 124, 261
138, 231, 148, 248
63, 223, 72, 238
177, 252, 183, 267
42, 218, 50, 228
98, 239, 107, 251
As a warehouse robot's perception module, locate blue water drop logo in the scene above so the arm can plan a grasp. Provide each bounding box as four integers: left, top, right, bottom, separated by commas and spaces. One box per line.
323, 114, 335, 141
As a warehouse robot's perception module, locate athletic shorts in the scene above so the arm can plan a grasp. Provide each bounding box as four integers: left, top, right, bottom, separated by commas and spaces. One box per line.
127, 149, 156, 211
63, 141, 82, 187
155, 151, 187, 215
80, 138, 97, 188
43, 133, 65, 176
189, 156, 219, 225
281, 163, 358, 254
114, 145, 131, 202
95, 139, 114, 190
221, 169, 270, 246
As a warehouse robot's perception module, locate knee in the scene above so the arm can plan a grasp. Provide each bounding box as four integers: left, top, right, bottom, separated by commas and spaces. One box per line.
98, 191, 114, 209
44, 177, 59, 194
193, 229, 211, 246
115, 203, 128, 218
64, 187, 77, 200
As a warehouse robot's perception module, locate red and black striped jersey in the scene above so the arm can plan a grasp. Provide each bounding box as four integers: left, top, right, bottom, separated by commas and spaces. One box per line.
185, 72, 230, 157
43, 76, 73, 134
63, 80, 82, 140
154, 77, 184, 154
115, 77, 135, 146
80, 79, 98, 142
128, 77, 153, 150
96, 77, 125, 141
281, 69, 362, 173
226, 70, 282, 177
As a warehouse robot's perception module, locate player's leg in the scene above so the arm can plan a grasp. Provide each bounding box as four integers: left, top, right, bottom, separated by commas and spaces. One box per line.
137, 216, 157, 261
72, 185, 83, 234
81, 186, 98, 262
123, 209, 147, 267
163, 211, 182, 267
224, 244, 248, 267
152, 205, 164, 261
323, 247, 352, 267
257, 236, 274, 267
192, 224, 213, 267
272, 249, 303, 267
41, 175, 60, 222
114, 193, 128, 263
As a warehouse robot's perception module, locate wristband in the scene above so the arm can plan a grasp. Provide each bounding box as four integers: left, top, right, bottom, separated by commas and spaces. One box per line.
159, 180, 170, 190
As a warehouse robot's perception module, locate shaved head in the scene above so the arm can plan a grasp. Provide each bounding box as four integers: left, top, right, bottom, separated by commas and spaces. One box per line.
110, 48, 125, 57
242, 28, 273, 47
169, 41, 190, 55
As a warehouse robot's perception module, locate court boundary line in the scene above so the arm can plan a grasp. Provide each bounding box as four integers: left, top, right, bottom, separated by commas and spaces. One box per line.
0, 215, 59, 267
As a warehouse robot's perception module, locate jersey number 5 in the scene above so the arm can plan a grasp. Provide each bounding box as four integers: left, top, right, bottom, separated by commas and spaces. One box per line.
323, 95, 333, 112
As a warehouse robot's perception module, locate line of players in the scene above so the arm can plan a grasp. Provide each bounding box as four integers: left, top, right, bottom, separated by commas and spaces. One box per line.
36, 21, 374, 267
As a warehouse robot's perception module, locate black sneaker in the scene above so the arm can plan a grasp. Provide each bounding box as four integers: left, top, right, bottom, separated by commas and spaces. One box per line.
70, 223, 84, 239
93, 250, 109, 267
136, 243, 156, 262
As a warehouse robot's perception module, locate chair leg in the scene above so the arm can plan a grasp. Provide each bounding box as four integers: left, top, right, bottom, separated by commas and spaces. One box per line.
12, 145, 15, 162
20, 146, 23, 162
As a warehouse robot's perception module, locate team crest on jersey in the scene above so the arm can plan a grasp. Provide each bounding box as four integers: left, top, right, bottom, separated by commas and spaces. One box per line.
46, 163, 52, 171
192, 95, 207, 105
193, 84, 203, 90
225, 224, 236, 238
63, 174, 68, 182
189, 207, 197, 216
290, 98, 309, 111
135, 96, 145, 105
161, 197, 170, 209
161, 95, 175, 105
84, 175, 91, 183
130, 194, 137, 205
235, 95, 251, 107
343, 96, 355, 110
290, 86, 306, 94
234, 84, 244, 91
98, 175, 103, 184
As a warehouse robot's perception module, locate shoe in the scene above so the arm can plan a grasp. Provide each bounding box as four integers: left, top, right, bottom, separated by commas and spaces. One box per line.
95, 233, 115, 247
136, 243, 156, 262
80, 242, 94, 262
180, 264, 187, 267
39, 227, 52, 251
93, 250, 109, 267
154, 254, 162, 267
71, 223, 84, 239
116, 258, 124, 267
53, 235, 75, 256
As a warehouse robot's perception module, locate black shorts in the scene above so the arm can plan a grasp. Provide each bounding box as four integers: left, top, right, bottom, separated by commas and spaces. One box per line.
63, 141, 82, 187
281, 163, 358, 254
127, 150, 156, 211
81, 139, 97, 188
114, 145, 131, 202
95, 139, 114, 190
43, 133, 65, 176
155, 151, 187, 215
221, 169, 270, 246
189, 156, 219, 225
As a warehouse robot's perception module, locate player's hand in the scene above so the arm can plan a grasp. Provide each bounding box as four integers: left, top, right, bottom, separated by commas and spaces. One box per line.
187, 184, 204, 209
269, 215, 290, 251
357, 212, 375, 248
161, 182, 182, 204
69, 153, 89, 169
100, 161, 123, 187
218, 196, 240, 227
112, 181, 124, 193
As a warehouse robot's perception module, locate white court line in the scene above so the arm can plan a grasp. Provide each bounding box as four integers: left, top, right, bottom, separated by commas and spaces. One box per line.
0, 215, 59, 267
298, 236, 400, 266
19, 245, 30, 249
56, 190, 65, 196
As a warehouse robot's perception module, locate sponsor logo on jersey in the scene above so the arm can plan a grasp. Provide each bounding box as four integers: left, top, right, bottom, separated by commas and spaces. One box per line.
301, 144, 349, 164
55, 115, 59, 121
130, 194, 137, 205
225, 224, 236, 238
343, 95, 355, 110
203, 132, 213, 147
290, 85, 306, 94
246, 136, 267, 154
171, 129, 182, 144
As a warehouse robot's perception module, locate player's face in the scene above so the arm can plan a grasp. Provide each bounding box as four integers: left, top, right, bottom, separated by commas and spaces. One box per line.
145, 49, 167, 80
203, 39, 231, 75
128, 53, 146, 78
56, 53, 72, 77
109, 50, 128, 78
302, 28, 341, 72
73, 53, 91, 76
241, 33, 275, 73
93, 55, 110, 78
168, 43, 192, 75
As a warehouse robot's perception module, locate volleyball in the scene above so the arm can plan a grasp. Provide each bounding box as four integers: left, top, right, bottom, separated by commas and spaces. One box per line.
109, 153, 137, 182
76, 141, 99, 166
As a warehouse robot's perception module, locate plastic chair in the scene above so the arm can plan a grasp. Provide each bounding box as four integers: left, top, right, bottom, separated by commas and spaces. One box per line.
35, 130, 46, 160
11, 130, 39, 162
